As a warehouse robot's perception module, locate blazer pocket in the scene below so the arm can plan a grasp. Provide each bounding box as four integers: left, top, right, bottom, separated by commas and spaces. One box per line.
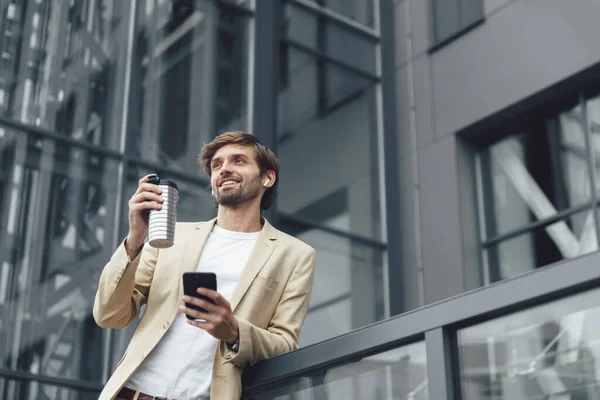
247, 279, 278, 326
252, 276, 279, 290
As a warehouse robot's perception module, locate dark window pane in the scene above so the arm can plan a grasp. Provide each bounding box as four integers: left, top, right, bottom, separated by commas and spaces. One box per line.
462, 0, 484, 27
432, 0, 461, 44
589, 95, 600, 195
431, 0, 483, 46
287, 4, 318, 48
285, 4, 376, 76
324, 63, 372, 112
480, 97, 598, 241
306, 0, 376, 28
324, 21, 376, 75
484, 211, 596, 283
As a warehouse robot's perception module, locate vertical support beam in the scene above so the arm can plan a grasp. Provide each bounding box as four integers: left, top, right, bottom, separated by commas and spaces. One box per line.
425, 328, 457, 400
253, 0, 280, 225
378, 0, 404, 315
104, 0, 138, 383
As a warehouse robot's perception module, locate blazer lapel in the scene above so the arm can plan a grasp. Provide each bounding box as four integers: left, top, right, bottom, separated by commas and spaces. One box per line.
230, 218, 278, 311
178, 218, 216, 298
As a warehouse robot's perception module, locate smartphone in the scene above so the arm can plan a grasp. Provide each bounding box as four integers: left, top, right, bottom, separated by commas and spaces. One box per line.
182, 272, 217, 320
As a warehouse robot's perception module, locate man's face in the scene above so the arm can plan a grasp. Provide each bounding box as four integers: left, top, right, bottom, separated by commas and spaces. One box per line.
210, 144, 263, 207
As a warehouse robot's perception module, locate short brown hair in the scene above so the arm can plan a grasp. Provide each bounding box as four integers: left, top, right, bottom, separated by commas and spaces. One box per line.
199, 131, 280, 210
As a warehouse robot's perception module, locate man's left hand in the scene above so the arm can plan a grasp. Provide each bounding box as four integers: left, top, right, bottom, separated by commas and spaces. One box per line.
180, 289, 239, 345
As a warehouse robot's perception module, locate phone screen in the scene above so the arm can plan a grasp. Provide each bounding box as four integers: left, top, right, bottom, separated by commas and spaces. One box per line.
182, 272, 217, 320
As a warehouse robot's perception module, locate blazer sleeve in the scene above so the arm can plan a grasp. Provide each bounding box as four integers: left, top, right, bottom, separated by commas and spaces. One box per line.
219, 247, 316, 368
93, 240, 159, 329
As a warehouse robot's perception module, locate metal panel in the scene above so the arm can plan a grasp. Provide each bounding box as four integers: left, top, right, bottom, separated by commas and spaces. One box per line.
394, 1, 409, 67
253, 0, 280, 224
418, 135, 465, 303
395, 64, 413, 159
379, 0, 406, 316
413, 55, 435, 150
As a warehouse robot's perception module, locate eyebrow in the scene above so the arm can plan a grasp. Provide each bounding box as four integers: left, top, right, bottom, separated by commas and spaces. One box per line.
211, 153, 250, 165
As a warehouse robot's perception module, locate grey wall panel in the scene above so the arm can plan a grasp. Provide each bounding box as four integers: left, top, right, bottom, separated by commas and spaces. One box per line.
413, 55, 436, 151
408, 0, 432, 58
394, 1, 409, 68
396, 64, 413, 159
418, 135, 465, 303
431, 0, 600, 138
396, 154, 422, 311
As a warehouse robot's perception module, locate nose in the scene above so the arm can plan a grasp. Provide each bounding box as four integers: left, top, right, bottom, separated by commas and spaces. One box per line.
220, 164, 234, 175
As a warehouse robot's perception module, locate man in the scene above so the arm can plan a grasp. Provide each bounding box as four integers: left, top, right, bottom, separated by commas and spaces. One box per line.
93, 131, 316, 399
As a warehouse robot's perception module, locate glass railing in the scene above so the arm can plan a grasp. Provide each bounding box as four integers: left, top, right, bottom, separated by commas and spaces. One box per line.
242, 247, 600, 400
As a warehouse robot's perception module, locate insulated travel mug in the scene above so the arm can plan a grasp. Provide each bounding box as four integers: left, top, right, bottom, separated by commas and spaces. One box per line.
147, 174, 179, 248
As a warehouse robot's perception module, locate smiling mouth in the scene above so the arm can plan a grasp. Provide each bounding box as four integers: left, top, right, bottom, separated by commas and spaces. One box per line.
219, 179, 239, 188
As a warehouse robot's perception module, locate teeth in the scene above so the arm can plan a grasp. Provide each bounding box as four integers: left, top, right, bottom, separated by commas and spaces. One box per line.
222, 180, 237, 186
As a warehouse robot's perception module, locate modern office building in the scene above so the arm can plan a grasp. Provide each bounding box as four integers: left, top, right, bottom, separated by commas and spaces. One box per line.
0, 0, 599, 398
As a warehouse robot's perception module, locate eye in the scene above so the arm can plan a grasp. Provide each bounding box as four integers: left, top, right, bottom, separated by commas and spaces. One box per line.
212, 163, 222, 169
235, 159, 245, 164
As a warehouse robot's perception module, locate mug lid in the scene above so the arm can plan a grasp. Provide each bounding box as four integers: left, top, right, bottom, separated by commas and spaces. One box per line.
147, 174, 178, 190
159, 180, 178, 190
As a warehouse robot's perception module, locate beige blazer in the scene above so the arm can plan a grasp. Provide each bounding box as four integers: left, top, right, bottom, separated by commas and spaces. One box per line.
93, 218, 316, 400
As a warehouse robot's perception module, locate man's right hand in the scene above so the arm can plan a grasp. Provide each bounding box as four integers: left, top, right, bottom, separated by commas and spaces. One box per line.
125, 175, 164, 259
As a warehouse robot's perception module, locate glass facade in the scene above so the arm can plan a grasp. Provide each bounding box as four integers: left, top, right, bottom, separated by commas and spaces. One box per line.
128, 0, 252, 167
0, 0, 386, 396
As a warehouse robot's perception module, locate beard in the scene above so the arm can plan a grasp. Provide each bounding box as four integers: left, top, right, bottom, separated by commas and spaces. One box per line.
213, 174, 261, 207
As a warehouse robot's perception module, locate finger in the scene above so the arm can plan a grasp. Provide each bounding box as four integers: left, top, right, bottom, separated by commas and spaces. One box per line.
179, 304, 212, 321
131, 191, 164, 205
181, 296, 219, 314
135, 183, 162, 196
197, 288, 229, 307
139, 174, 158, 185
186, 319, 211, 331
129, 197, 163, 213
130, 202, 162, 214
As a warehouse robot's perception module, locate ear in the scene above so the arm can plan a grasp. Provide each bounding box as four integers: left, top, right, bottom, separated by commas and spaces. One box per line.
263, 171, 276, 188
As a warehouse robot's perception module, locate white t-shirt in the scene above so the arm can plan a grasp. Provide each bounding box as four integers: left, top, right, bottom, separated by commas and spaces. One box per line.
126, 225, 259, 399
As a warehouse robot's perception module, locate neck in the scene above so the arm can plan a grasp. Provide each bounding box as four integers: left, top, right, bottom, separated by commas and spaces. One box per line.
216, 202, 263, 232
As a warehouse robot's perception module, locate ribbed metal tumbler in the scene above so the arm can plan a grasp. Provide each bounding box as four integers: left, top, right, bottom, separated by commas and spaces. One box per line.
147, 176, 178, 249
